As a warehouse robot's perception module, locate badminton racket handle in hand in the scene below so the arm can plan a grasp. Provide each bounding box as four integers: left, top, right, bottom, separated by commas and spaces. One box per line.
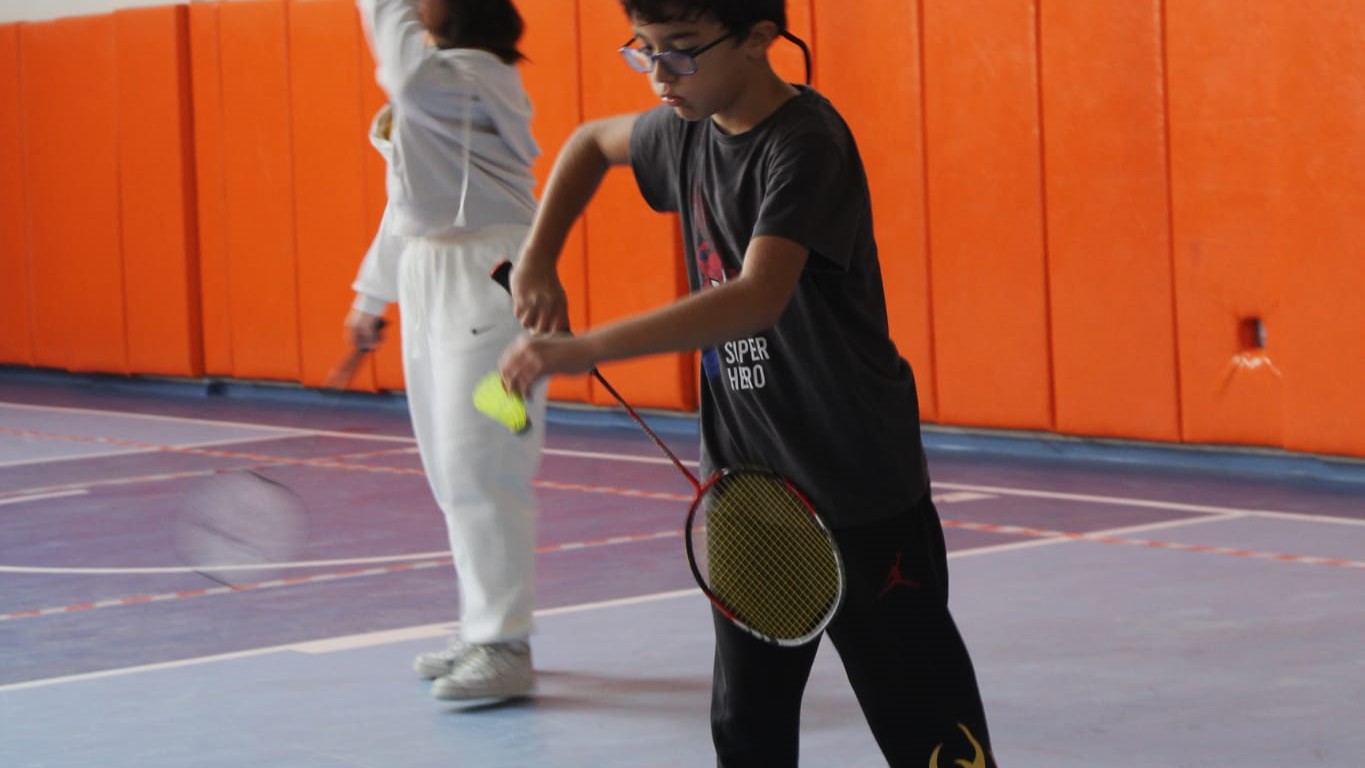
325, 317, 387, 390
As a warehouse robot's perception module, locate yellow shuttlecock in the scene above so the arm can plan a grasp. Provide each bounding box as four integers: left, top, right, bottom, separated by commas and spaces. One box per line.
473, 371, 530, 434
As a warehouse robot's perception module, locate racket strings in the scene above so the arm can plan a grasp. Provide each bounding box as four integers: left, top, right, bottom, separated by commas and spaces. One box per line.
698, 473, 841, 642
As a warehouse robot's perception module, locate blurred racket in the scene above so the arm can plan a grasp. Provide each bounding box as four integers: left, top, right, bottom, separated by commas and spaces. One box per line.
489, 260, 845, 645
323, 318, 387, 390
175, 470, 310, 588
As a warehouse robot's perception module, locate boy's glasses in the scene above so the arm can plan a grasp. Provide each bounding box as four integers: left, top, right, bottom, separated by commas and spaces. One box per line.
618, 33, 733, 76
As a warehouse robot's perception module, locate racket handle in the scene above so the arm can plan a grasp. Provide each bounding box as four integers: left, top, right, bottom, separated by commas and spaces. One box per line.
490, 261, 573, 333
324, 318, 387, 390
490, 260, 513, 294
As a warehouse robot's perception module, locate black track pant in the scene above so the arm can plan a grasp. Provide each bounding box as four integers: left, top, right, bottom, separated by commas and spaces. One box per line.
710, 489, 998, 767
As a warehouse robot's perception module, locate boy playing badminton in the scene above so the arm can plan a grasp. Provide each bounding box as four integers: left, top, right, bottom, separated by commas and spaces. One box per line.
500, 1, 1000, 764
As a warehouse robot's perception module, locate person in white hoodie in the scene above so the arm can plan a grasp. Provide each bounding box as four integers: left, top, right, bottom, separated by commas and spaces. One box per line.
345, 0, 547, 701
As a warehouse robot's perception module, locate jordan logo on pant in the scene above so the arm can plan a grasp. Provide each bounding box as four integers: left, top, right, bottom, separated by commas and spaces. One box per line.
877, 551, 920, 599
929, 723, 988, 768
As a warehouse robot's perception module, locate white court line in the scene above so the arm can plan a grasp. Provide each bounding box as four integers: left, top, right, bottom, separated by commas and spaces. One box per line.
0, 493, 996, 576
932, 481, 1365, 527
0, 589, 700, 692
0, 432, 343, 470
0, 401, 414, 444
934, 491, 996, 504
1222, 508, 1365, 528
0, 467, 247, 502
292, 590, 700, 654
946, 510, 1244, 559
0, 445, 420, 504
550, 451, 1365, 527
0, 490, 89, 507
8, 400, 1357, 527
0, 402, 668, 462
0, 550, 451, 575
0, 447, 155, 470
543, 447, 699, 467
0, 497, 1348, 693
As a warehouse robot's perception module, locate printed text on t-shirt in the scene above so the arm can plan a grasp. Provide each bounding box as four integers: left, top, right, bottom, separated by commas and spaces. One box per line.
723, 337, 769, 390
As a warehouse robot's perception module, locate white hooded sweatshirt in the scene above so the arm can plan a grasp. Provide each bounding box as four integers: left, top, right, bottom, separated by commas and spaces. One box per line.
352, 0, 540, 313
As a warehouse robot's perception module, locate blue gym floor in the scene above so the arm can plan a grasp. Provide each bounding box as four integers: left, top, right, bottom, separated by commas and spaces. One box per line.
1, 369, 1362, 767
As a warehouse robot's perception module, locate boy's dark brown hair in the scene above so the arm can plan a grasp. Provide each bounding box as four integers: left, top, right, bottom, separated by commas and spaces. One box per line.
620, 0, 787, 39
619, 0, 809, 83
431, 0, 527, 64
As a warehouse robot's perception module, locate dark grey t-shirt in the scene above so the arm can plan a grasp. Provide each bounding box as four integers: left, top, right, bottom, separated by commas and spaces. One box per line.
630, 87, 928, 528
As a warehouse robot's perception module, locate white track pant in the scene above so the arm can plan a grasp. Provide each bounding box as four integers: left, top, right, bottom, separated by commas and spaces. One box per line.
397, 225, 547, 643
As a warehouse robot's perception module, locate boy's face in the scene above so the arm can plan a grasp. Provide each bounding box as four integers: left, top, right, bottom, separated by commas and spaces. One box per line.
626, 15, 753, 122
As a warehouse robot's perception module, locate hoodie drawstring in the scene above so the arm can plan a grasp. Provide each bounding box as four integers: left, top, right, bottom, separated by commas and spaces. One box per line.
453, 92, 474, 229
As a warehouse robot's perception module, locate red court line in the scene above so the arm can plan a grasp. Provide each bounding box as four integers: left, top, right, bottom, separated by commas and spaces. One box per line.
0, 426, 421, 476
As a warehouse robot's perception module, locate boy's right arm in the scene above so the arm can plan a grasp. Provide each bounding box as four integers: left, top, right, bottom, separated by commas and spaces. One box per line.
512, 113, 640, 334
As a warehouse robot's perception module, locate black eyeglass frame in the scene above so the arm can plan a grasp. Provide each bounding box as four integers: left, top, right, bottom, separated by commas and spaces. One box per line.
617, 32, 735, 77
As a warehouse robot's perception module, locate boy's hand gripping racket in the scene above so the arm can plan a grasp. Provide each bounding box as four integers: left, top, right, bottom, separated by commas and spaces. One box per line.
488, 260, 845, 645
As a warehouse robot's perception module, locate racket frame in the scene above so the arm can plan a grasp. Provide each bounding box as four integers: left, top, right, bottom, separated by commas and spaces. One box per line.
683, 465, 846, 646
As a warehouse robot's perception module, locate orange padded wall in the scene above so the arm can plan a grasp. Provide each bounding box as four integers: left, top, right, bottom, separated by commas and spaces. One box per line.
288, 0, 381, 390
520, 0, 590, 403
214, 0, 301, 382
20, 15, 127, 373
115, 6, 203, 377
1039, 0, 1180, 441
810, 0, 937, 421
188, 1, 234, 376
575, 0, 694, 411
1167, 1, 1285, 447
7, 0, 1363, 460
921, 0, 1052, 430
0, 23, 33, 366
1274, 2, 1365, 457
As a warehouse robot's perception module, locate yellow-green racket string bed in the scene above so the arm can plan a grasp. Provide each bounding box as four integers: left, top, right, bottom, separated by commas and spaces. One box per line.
690, 470, 845, 646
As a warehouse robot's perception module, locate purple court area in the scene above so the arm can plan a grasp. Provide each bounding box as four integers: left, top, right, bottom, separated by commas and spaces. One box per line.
2, 369, 1362, 767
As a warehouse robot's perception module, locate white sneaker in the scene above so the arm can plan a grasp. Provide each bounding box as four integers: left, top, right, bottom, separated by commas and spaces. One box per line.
413, 638, 472, 680
431, 640, 533, 700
